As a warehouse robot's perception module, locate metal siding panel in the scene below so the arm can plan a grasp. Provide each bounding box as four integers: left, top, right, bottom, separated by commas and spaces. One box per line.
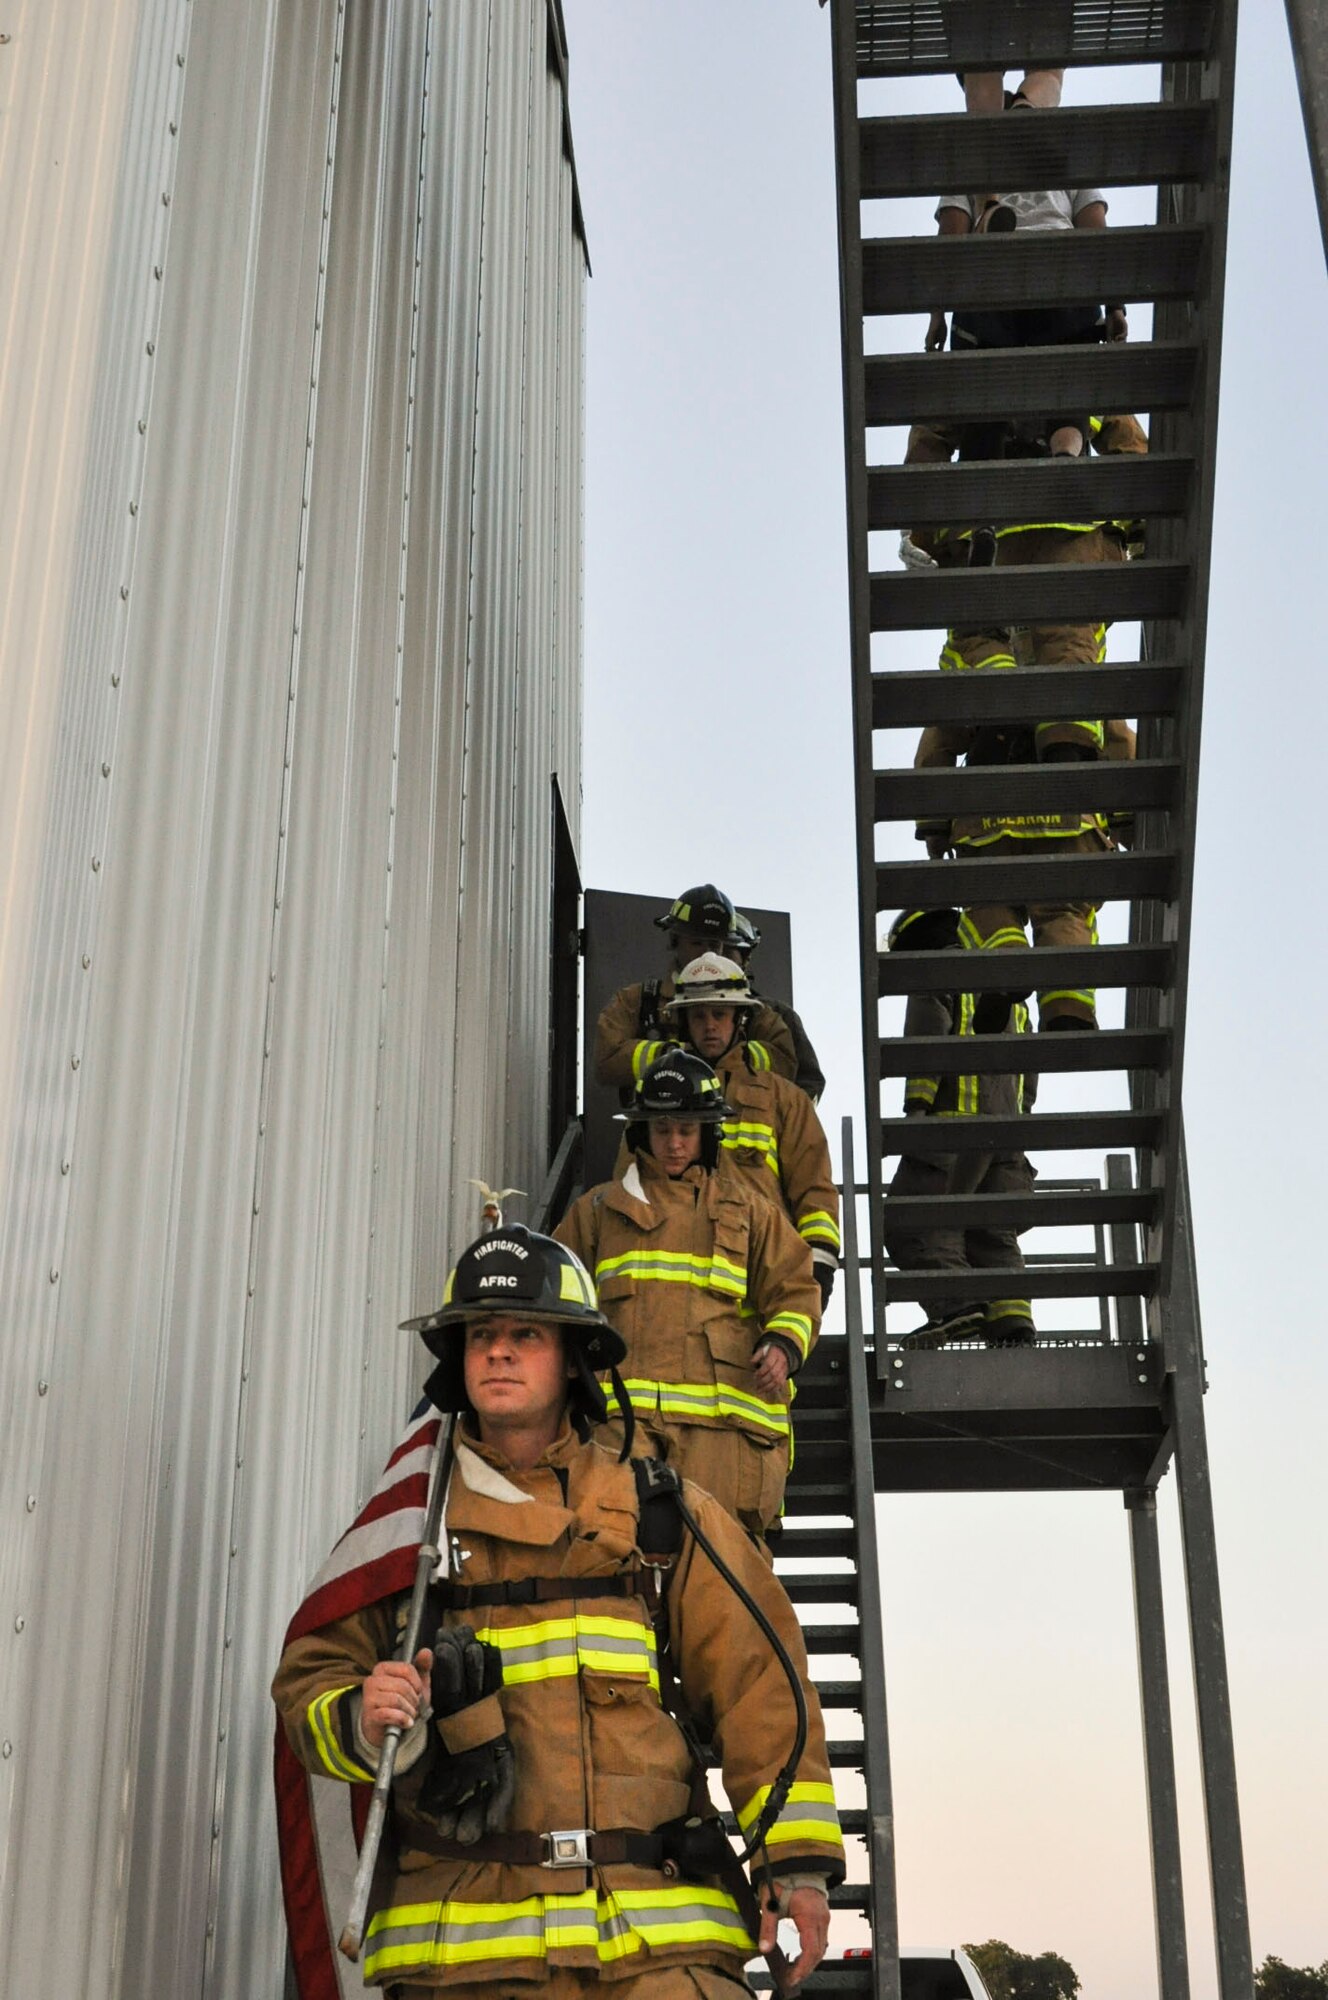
448, 0, 535, 1207
0, 0, 583, 1989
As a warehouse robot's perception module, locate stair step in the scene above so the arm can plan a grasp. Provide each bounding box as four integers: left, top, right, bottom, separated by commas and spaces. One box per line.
873, 660, 1181, 728
880, 1185, 1156, 1230
781, 1576, 861, 1606
782, 1481, 854, 1508
865, 341, 1198, 427
887, 1264, 1158, 1302
881, 1107, 1165, 1155
801, 1625, 865, 1653
875, 849, 1177, 907
879, 1027, 1168, 1075
829, 1879, 869, 1911
868, 453, 1190, 530
799, 1679, 863, 1704
853, 0, 1217, 76
877, 759, 1181, 822
870, 557, 1187, 630
878, 942, 1173, 994
775, 1527, 860, 1562
826, 1739, 868, 1769
863, 224, 1202, 317
859, 101, 1216, 200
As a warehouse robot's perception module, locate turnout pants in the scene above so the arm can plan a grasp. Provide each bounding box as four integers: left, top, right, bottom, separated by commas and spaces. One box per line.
959, 825, 1107, 1027
600, 1415, 789, 1539
884, 1150, 1034, 1331
999, 525, 1124, 757
391, 1966, 754, 2000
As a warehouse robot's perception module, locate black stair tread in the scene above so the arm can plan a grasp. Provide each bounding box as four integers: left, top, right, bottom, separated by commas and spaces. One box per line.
873, 659, 1181, 726
879, 1026, 1168, 1074
829, 1881, 870, 1910
878, 941, 1174, 993
879, 1186, 1156, 1229
876, 849, 1177, 905
877, 759, 1181, 820
853, 0, 1217, 76
798, 1625, 865, 1652
865, 341, 1197, 426
859, 101, 1215, 199
868, 453, 1190, 529
886, 1264, 1158, 1300
870, 557, 1187, 629
775, 1530, 860, 1561
782, 1487, 854, 1511
863, 224, 1202, 316
826, 1739, 869, 1767
881, 1107, 1165, 1153
780, 1576, 862, 1604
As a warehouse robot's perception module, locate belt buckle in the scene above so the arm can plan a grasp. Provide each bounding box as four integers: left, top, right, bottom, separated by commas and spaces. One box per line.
542, 1828, 593, 1868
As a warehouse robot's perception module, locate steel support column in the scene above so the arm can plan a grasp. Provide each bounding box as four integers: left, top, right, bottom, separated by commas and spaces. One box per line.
1126, 1489, 1191, 2000
841, 1120, 901, 2000
1164, 1134, 1253, 2000
1286, 0, 1328, 264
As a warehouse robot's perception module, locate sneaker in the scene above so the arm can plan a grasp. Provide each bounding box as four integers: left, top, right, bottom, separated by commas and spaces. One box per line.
985, 1309, 1036, 1347
967, 525, 997, 568
899, 1306, 984, 1349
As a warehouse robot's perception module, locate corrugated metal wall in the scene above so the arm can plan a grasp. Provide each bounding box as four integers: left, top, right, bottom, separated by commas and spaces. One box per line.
0, 1, 586, 1991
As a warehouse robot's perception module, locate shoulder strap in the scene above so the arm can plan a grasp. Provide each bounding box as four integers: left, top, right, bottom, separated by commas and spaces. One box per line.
639, 978, 662, 1033
632, 1454, 684, 1564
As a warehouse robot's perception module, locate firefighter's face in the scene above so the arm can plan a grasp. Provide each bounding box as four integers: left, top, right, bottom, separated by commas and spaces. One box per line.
648, 1117, 703, 1176
463, 1316, 571, 1428
686, 1003, 738, 1060
671, 929, 719, 970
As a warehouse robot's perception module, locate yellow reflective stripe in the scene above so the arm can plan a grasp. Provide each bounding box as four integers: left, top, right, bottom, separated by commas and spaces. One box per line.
594, 1249, 747, 1297
363, 1886, 751, 1979
765, 1312, 813, 1361
939, 641, 1016, 672
617, 1375, 789, 1438
747, 1041, 772, 1071
961, 814, 1107, 843
471, 1614, 659, 1694
798, 1210, 841, 1251
1037, 988, 1097, 1008
737, 1780, 842, 1850
721, 1120, 781, 1179
631, 1039, 668, 1082
307, 1685, 373, 1783
994, 519, 1100, 536
905, 1077, 939, 1106
986, 1298, 1033, 1320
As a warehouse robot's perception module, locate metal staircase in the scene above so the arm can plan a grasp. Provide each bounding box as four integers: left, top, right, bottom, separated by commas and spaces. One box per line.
824, 2, 1250, 1996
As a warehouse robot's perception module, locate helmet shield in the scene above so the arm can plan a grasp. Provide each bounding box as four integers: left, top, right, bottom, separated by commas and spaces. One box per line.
667, 953, 758, 1013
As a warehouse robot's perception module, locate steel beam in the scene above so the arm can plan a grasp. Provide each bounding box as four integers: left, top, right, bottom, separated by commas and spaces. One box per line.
1286, 0, 1328, 265
1127, 1490, 1192, 2000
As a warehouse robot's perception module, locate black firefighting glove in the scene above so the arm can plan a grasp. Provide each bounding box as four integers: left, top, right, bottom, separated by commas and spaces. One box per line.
814, 1262, 836, 1309
416, 1624, 516, 1844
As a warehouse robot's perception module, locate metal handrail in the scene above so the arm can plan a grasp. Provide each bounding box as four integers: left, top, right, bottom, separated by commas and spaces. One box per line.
529, 1117, 584, 1233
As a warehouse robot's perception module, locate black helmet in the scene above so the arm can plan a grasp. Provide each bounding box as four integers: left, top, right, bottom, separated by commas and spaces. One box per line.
653, 883, 735, 941
887, 906, 961, 953
725, 910, 761, 960
618, 1049, 733, 1168
401, 1225, 628, 1438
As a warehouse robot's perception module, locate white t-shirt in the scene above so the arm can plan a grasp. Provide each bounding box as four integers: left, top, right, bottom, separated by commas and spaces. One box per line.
937, 188, 1106, 232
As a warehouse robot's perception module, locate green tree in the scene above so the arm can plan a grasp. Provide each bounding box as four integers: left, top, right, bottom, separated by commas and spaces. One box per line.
965, 1939, 1081, 2000
1255, 1958, 1328, 2000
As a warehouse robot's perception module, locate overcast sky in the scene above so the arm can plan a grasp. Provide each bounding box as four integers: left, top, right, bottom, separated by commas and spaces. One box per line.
560, 5, 1326, 1996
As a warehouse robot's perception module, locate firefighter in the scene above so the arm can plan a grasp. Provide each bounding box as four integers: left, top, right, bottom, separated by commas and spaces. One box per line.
881, 909, 1036, 1347
663, 952, 840, 1307
555, 1050, 821, 1539
724, 910, 826, 1102
273, 1224, 843, 1995
594, 884, 796, 1094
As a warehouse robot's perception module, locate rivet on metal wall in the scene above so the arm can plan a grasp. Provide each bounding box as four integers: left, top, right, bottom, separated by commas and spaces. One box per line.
49, 1268, 58, 1284
169, 121, 178, 136
111, 672, 121, 685
102, 763, 111, 778
161, 192, 170, 207
25, 1496, 36, 1512
70, 1056, 80, 1071
14, 1618, 25, 1633
153, 265, 162, 280
119, 585, 129, 600
129, 500, 138, 516
1, 1744, 11, 1759
37, 1381, 48, 1396
137, 419, 147, 435
81, 955, 91, 970
146, 341, 155, 356
1138, 1373, 1148, 1384
91, 857, 100, 873
61, 1161, 70, 1175
176, 51, 184, 65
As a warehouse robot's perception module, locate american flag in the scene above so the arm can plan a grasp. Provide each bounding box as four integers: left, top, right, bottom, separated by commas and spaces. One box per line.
274, 1407, 442, 2000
